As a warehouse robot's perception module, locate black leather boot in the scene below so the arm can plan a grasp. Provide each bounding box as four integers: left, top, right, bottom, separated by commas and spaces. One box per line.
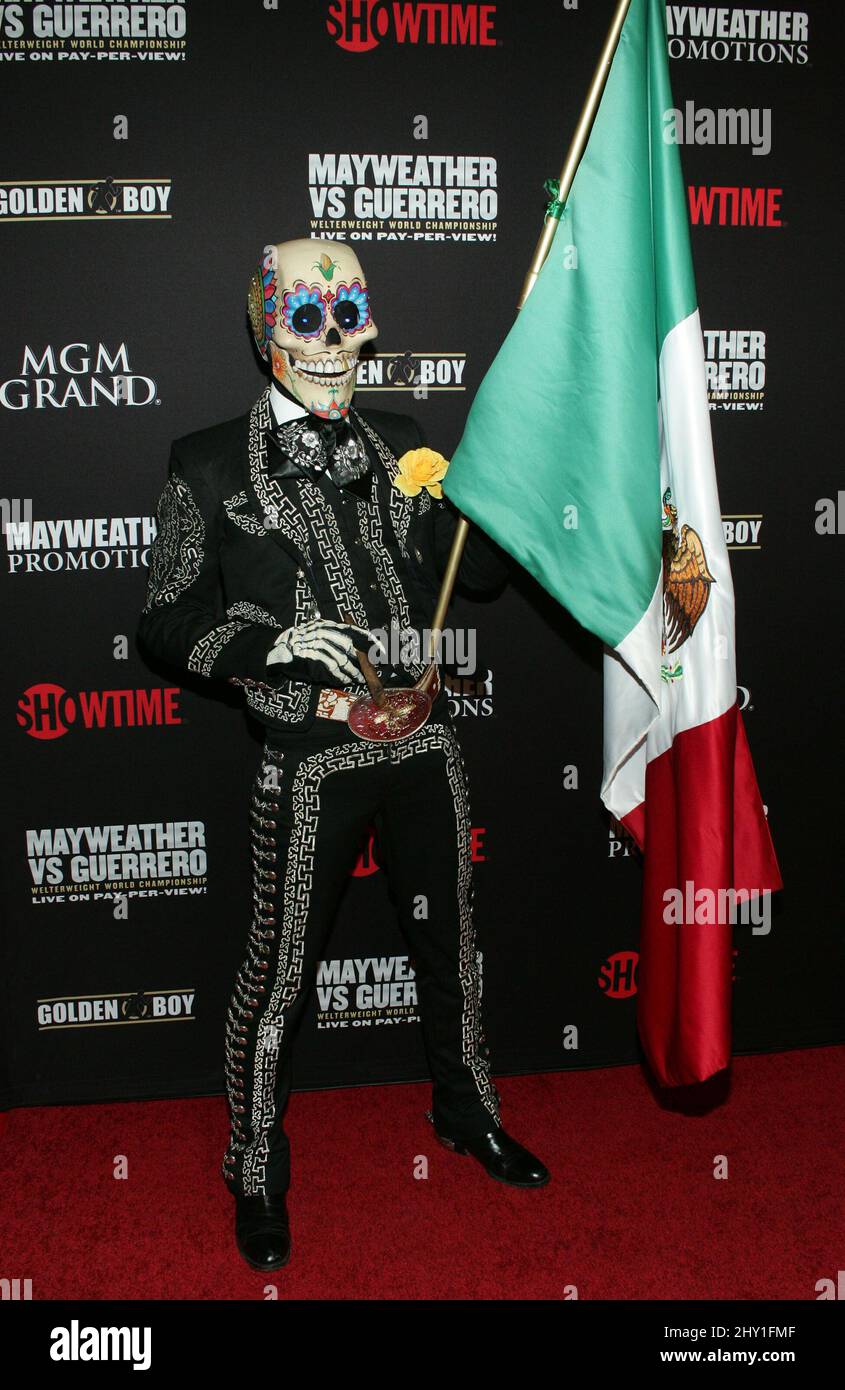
233, 1191, 291, 1271
434, 1125, 550, 1187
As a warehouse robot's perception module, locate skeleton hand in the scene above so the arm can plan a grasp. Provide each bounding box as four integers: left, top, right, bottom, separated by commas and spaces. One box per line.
266, 618, 374, 687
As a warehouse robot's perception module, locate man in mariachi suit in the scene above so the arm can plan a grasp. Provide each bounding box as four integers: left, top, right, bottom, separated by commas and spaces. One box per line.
138, 239, 549, 1273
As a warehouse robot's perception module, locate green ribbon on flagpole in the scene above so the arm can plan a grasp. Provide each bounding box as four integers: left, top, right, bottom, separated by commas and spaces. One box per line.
543, 177, 565, 220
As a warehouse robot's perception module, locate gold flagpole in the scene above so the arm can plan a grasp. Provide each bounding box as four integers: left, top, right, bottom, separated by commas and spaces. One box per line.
424, 0, 634, 660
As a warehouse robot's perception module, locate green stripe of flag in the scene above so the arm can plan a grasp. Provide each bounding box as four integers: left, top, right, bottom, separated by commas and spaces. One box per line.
444, 0, 696, 649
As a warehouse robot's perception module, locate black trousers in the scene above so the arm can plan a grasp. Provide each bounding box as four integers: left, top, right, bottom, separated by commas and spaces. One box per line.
221, 715, 502, 1198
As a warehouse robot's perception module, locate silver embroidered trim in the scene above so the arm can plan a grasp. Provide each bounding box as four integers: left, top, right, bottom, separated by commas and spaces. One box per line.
228, 572, 312, 723
187, 620, 250, 678
223, 724, 500, 1196
143, 471, 205, 612
248, 387, 312, 557
224, 490, 266, 536
226, 600, 280, 627
358, 500, 427, 680
297, 479, 369, 627
351, 407, 413, 552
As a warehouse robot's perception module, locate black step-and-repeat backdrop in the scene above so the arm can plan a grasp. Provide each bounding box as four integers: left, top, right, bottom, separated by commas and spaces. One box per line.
1, 2, 841, 1108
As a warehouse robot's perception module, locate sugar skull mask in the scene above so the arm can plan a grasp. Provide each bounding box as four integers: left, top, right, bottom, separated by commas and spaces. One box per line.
248, 238, 378, 419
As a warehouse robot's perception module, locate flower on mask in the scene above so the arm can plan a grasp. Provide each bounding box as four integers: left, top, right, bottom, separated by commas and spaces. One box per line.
330, 280, 371, 334
393, 448, 449, 499
281, 282, 326, 339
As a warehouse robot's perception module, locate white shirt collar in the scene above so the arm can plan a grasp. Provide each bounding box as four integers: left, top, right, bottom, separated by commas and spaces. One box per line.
269, 380, 308, 425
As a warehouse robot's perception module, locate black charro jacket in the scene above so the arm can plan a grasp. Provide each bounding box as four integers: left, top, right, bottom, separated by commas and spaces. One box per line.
137, 383, 507, 735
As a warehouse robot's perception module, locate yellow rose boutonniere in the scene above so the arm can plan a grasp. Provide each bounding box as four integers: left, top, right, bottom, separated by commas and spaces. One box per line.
393, 447, 449, 500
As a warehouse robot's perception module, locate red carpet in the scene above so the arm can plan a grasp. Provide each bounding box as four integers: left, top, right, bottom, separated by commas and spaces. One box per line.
1, 1046, 842, 1300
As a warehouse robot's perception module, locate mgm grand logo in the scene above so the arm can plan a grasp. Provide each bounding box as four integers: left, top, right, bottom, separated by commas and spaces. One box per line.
355, 350, 466, 393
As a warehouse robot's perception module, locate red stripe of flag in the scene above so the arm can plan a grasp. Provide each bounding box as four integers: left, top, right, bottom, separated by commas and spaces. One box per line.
622, 703, 783, 1086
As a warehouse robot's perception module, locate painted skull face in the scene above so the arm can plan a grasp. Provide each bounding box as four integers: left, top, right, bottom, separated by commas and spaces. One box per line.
247, 237, 378, 419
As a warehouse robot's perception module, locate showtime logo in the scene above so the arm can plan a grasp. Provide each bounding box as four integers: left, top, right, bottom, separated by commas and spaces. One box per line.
688, 186, 783, 226
598, 951, 639, 999
326, 0, 497, 51
351, 829, 381, 876
17, 684, 182, 740
351, 824, 487, 873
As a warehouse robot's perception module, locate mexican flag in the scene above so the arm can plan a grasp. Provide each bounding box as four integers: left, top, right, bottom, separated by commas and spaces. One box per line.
443, 0, 782, 1087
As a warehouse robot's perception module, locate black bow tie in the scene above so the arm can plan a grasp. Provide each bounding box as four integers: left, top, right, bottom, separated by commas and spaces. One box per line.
265, 415, 371, 493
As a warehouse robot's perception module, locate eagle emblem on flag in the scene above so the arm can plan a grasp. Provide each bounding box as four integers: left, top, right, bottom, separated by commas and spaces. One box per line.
661, 487, 715, 656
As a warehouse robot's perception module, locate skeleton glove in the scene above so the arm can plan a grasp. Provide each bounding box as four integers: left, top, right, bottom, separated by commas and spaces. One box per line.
266, 618, 374, 687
